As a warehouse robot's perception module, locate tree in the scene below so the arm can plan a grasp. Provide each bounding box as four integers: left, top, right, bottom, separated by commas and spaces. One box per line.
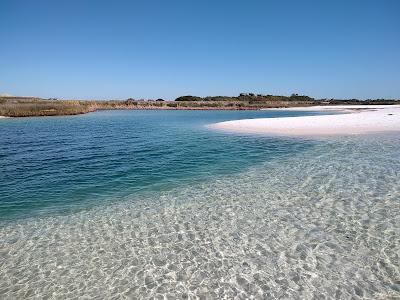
175, 96, 203, 101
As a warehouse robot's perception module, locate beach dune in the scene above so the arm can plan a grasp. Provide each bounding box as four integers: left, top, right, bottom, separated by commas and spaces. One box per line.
210, 105, 400, 137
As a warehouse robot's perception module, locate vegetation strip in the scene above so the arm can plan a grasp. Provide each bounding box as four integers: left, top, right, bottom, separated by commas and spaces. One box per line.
1, 94, 399, 117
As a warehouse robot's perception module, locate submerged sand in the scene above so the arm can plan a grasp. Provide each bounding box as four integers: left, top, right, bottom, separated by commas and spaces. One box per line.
211, 105, 400, 136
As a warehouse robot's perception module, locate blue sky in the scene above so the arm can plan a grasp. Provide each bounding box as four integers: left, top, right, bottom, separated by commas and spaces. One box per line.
1, 0, 399, 100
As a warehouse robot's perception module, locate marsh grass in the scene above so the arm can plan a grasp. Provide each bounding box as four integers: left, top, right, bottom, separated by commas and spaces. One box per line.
0, 97, 318, 117
1, 96, 397, 117
0, 99, 96, 117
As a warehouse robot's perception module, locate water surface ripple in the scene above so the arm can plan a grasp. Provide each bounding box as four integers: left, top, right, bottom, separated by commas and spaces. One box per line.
0, 111, 399, 299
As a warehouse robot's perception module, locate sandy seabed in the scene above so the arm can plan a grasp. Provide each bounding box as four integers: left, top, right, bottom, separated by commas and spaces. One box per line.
210, 105, 400, 137
1, 112, 400, 299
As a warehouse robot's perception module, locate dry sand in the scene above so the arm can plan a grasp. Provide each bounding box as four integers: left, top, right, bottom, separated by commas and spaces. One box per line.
210, 105, 400, 137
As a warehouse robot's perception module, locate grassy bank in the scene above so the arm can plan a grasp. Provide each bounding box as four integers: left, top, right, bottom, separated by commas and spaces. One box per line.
0, 98, 96, 117
0, 95, 316, 117
0, 95, 398, 117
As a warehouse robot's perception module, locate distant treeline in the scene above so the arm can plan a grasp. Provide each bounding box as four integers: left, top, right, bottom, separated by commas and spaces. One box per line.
175, 93, 400, 104
175, 93, 315, 102
320, 98, 400, 105
0, 94, 399, 117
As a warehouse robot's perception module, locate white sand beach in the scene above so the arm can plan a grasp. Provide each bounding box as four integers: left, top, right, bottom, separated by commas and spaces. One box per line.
211, 105, 400, 136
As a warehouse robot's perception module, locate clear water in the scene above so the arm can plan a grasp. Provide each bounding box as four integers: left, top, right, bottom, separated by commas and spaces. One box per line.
0, 110, 399, 299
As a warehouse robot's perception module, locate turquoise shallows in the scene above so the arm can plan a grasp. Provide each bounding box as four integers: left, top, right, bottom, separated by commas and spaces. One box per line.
0, 109, 325, 221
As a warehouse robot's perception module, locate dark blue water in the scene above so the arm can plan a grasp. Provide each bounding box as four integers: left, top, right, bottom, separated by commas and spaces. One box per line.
0, 110, 324, 221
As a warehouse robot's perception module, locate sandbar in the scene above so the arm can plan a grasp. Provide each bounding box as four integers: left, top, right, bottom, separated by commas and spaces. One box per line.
210, 105, 400, 137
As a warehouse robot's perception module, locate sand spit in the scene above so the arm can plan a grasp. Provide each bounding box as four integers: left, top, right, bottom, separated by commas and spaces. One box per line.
210, 105, 400, 137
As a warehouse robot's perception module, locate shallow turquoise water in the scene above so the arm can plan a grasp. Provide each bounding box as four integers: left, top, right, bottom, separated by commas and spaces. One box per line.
0, 109, 324, 221
0, 110, 399, 299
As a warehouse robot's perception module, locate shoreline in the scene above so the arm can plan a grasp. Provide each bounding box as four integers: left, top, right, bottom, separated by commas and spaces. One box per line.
2, 95, 399, 117
2, 104, 400, 118
210, 105, 400, 137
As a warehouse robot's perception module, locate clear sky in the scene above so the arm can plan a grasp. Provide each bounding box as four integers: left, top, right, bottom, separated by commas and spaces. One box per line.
1, 0, 399, 100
